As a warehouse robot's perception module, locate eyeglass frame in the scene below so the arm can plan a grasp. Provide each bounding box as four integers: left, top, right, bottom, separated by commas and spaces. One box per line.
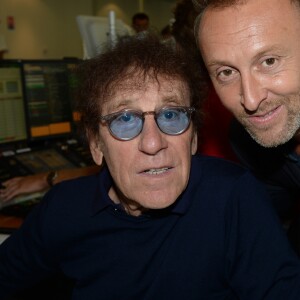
99, 106, 196, 141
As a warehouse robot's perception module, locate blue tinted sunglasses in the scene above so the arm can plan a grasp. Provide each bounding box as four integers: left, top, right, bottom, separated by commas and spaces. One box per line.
100, 106, 195, 141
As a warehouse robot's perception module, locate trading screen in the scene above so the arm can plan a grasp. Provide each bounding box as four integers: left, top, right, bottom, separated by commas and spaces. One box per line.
0, 61, 27, 145
22, 60, 74, 140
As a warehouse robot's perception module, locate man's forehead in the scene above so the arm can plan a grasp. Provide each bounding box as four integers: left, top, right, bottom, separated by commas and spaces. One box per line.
112, 73, 186, 91
204, 0, 299, 16
199, 0, 300, 40
103, 75, 189, 109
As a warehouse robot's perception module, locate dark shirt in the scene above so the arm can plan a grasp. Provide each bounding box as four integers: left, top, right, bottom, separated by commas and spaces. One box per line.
230, 119, 300, 220
1, 155, 300, 299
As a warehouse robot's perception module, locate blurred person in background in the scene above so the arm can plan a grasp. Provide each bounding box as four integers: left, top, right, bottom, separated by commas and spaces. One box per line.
132, 12, 150, 33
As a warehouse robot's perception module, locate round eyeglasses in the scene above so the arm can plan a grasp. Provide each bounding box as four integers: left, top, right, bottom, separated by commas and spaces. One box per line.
100, 106, 195, 141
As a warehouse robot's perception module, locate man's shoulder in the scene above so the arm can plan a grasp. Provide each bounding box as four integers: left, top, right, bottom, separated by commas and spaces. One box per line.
41, 173, 101, 215
53, 173, 99, 196
192, 154, 250, 183
193, 153, 245, 171
190, 155, 269, 211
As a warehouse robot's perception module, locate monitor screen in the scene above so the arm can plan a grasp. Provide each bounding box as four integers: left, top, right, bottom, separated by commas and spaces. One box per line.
65, 59, 81, 123
0, 60, 28, 146
76, 15, 133, 59
22, 60, 75, 141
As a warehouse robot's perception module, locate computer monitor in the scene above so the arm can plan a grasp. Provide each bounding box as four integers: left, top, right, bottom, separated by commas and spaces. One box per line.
0, 60, 28, 147
64, 59, 81, 123
76, 14, 133, 59
21, 60, 75, 142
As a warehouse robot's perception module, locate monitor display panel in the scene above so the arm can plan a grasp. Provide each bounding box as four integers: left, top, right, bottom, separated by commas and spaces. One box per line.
22, 60, 75, 141
0, 60, 28, 146
76, 15, 133, 59
65, 59, 81, 123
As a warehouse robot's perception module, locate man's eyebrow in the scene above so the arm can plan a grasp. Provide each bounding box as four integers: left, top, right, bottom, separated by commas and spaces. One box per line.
106, 99, 134, 112
160, 94, 186, 106
206, 45, 286, 69
206, 60, 229, 68
206, 44, 287, 67
251, 45, 286, 62
106, 93, 185, 112
115, 99, 134, 107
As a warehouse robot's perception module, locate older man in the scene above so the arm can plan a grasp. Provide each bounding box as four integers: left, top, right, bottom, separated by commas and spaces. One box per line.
1, 34, 300, 299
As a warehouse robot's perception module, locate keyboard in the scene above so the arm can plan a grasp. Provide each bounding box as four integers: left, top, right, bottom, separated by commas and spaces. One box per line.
0, 196, 41, 218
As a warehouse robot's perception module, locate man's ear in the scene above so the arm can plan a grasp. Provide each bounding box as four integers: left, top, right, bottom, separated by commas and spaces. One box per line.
191, 130, 198, 155
89, 137, 103, 166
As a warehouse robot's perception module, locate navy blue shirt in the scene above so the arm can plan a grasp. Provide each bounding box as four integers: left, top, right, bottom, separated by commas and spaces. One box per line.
1, 155, 300, 299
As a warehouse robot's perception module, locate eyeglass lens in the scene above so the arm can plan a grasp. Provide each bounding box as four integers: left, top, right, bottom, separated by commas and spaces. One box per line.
107, 107, 194, 140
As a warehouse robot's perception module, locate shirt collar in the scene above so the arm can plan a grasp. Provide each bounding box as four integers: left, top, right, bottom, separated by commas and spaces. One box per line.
91, 168, 113, 214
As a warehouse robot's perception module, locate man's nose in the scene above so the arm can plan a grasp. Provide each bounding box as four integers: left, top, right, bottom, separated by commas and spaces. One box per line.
138, 116, 167, 155
240, 72, 268, 111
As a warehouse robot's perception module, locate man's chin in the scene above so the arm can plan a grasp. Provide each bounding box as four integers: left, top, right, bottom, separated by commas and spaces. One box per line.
246, 128, 293, 148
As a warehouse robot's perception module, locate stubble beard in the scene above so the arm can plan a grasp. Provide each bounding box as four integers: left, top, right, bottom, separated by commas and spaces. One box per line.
238, 94, 300, 148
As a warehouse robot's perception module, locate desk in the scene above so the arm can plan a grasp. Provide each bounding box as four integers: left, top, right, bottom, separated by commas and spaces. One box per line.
0, 213, 23, 230
0, 214, 23, 244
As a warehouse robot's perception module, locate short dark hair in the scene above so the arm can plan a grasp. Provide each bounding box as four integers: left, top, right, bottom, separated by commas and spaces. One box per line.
132, 12, 149, 23
76, 34, 208, 143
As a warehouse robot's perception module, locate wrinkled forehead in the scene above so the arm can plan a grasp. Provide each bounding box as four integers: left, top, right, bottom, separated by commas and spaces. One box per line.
101, 70, 190, 111
198, 0, 300, 43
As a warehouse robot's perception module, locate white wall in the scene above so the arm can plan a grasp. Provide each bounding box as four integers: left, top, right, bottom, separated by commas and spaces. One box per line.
94, 0, 176, 34
144, 0, 176, 33
0, 0, 176, 60
0, 0, 93, 59
94, 0, 139, 26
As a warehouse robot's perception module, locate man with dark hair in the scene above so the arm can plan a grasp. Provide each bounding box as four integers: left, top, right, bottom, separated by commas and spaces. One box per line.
194, 0, 300, 253
1, 34, 300, 299
131, 12, 150, 33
